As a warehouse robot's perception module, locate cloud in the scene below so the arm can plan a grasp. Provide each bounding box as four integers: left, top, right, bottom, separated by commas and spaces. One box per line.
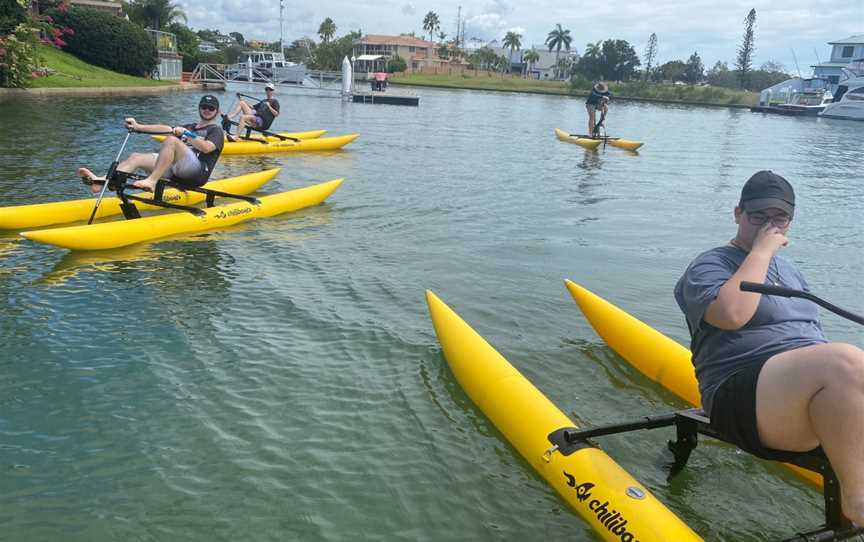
401, 3, 415, 16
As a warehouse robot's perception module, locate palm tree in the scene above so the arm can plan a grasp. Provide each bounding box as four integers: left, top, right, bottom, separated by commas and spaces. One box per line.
126, 0, 186, 30
502, 31, 522, 72
523, 48, 540, 78
545, 23, 572, 78
422, 11, 440, 43
318, 17, 336, 43
584, 40, 601, 58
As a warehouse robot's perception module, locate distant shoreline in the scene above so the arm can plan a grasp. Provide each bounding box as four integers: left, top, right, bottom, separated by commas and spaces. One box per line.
390, 77, 755, 110
0, 82, 221, 102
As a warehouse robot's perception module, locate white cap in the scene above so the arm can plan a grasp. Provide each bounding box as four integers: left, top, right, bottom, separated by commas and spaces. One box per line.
265, 82, 275, 90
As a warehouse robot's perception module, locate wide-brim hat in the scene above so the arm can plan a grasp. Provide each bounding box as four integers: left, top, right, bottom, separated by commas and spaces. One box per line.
593, 82, 608, 92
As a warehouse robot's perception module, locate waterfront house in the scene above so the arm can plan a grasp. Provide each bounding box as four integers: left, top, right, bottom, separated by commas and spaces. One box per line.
480, 46, 578, 79
812, 35, 864, 88
68, 0, 123, 15
352, 34, 446, 73
145, 28, 181, 80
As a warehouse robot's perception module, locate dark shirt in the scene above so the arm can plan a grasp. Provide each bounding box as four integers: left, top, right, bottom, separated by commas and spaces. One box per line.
254, 99, 280, 130
674, 245, 827, 414
182, 122, 224, 180
586, 88, 612, 105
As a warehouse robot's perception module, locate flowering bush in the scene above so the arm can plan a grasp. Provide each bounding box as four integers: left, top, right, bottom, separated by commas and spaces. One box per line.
0, 0, 71, 88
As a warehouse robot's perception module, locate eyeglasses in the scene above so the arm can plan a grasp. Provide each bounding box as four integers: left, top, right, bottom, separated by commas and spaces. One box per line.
199, 105, 217, 112
746, 212, 791, 227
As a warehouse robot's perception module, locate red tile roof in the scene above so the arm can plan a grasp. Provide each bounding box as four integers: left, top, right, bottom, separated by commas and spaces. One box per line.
359, 34, 437, 48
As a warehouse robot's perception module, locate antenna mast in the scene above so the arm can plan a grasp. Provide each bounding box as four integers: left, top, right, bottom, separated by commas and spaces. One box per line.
456, 5, 461, 47
279, 0, 285, 54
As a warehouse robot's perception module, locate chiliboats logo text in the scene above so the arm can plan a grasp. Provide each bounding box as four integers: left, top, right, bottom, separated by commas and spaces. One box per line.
563, 470, 642, 542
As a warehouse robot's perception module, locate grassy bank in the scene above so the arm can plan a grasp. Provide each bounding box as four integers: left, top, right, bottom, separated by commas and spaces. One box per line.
390, 72, 570, 95
30, 45, 176, 88
391, 72, 758, 107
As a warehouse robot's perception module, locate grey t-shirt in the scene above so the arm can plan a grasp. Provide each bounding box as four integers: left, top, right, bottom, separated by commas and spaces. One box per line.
674, 245, 827, 414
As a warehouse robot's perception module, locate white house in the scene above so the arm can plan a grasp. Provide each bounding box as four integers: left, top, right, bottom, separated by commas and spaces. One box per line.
812, 35, 864, 88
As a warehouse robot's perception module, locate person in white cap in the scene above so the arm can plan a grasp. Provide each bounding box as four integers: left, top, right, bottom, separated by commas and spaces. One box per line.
225, 82, 281, 141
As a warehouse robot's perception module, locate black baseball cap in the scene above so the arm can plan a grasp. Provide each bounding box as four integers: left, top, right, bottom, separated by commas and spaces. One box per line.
199, 95, 220, 109
739, 170, 795, 216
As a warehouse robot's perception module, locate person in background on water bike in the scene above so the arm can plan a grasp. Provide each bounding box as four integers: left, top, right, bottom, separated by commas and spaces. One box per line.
586, 82, 611, 137
225, 82, 280, 141
79, 95, 224, 193
674, 170, 864, 525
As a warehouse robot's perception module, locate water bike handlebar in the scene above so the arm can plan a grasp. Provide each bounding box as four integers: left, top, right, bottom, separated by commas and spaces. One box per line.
740, 281, 864, 326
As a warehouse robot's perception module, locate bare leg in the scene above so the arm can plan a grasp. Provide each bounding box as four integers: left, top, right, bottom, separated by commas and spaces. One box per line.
236, 113, 258, 139
79, 152, 157, 194
131, 138, 184, 191
588, 109, 595, 136
757, 342, 864, 524
227, 100, 254, 120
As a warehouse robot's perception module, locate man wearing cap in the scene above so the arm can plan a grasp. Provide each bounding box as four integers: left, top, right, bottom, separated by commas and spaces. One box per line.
226, 83, 281, 141
585, 82, 612, 137
79, 95, 225, 193
675, 171, 864, 524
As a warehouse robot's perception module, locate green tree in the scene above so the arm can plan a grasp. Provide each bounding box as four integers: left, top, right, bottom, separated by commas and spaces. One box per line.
684, 51, 704, 83
229, 31, 244, 46
285, 37, 316, 64
309, 30, 358, 70
545, 23, 572, 76
318, 17, 336, 43
643, 33, 657, 81
502, 31, 521, 68
386, 55, 406, 73
167, 21, 200, 71
422, 11, 439, 43
735, 8, 756, 89
658, 59, 687, 82
523, 48, 539, 77
124, 0, 186, 30
599, 39, 640, 81
575, 41, 602, 80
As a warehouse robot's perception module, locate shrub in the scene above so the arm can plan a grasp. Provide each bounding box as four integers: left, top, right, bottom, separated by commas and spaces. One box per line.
386, 55, 406, 73
0, 22, 43, 88
48, 6, 156, 76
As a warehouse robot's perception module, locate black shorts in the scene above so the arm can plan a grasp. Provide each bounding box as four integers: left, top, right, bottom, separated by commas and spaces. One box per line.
710, 360, 823, 461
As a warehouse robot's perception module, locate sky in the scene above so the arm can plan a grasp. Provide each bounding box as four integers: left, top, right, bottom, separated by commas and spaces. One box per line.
176, 0, 864, 74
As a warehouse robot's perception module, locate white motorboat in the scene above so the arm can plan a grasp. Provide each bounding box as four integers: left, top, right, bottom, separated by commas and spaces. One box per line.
225, 51, 306, 84
819, 59, 864, 121
752, 77, 833, 116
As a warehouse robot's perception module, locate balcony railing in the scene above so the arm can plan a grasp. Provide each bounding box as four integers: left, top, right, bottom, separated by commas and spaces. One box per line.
145, 28, 177, 53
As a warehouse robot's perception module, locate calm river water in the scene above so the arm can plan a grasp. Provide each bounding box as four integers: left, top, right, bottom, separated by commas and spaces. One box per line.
0, 85, 862, 542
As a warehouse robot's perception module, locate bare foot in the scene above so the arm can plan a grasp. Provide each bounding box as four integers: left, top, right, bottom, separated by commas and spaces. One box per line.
79, 167, 107, 194
132, 178, 157, 192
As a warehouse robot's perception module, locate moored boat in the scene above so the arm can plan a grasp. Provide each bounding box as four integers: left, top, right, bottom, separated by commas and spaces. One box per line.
426, 290, 702, 542
21, 179, 342, 250
0, 169, 280, 230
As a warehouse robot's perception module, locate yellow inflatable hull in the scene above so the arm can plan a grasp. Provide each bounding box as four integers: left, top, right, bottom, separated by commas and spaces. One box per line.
218, 133, 359, 155
427, 291, 702, 542
0, 169, 280, 230
21, 179, 342, 250
555, 128, 602, 149
564, 280, 822, 487
555, 129, 643, 151
151, 129, 327, 145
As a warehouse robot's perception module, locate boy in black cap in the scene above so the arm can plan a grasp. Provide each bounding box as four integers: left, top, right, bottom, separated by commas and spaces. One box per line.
79, 95, 225, 192
675, 171, 864, 525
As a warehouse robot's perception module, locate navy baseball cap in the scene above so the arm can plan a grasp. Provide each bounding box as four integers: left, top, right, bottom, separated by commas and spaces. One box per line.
739, 170, 795, 216
199, 95, 220, 109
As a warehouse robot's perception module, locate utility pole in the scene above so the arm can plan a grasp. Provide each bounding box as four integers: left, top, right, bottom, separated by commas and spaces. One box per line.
455, 5, 461, 48
279, 0, 285, 55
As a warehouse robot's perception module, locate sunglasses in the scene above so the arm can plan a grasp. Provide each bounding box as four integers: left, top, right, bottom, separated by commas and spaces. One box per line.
199, 104, 217, 112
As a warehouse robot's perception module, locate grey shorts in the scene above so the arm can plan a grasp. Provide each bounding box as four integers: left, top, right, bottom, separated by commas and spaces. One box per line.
152, 145, 205, 185
586, 103, 597, 113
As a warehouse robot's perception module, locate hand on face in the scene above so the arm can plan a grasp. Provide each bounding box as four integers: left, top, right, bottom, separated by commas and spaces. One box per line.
750, 221, 789, 256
